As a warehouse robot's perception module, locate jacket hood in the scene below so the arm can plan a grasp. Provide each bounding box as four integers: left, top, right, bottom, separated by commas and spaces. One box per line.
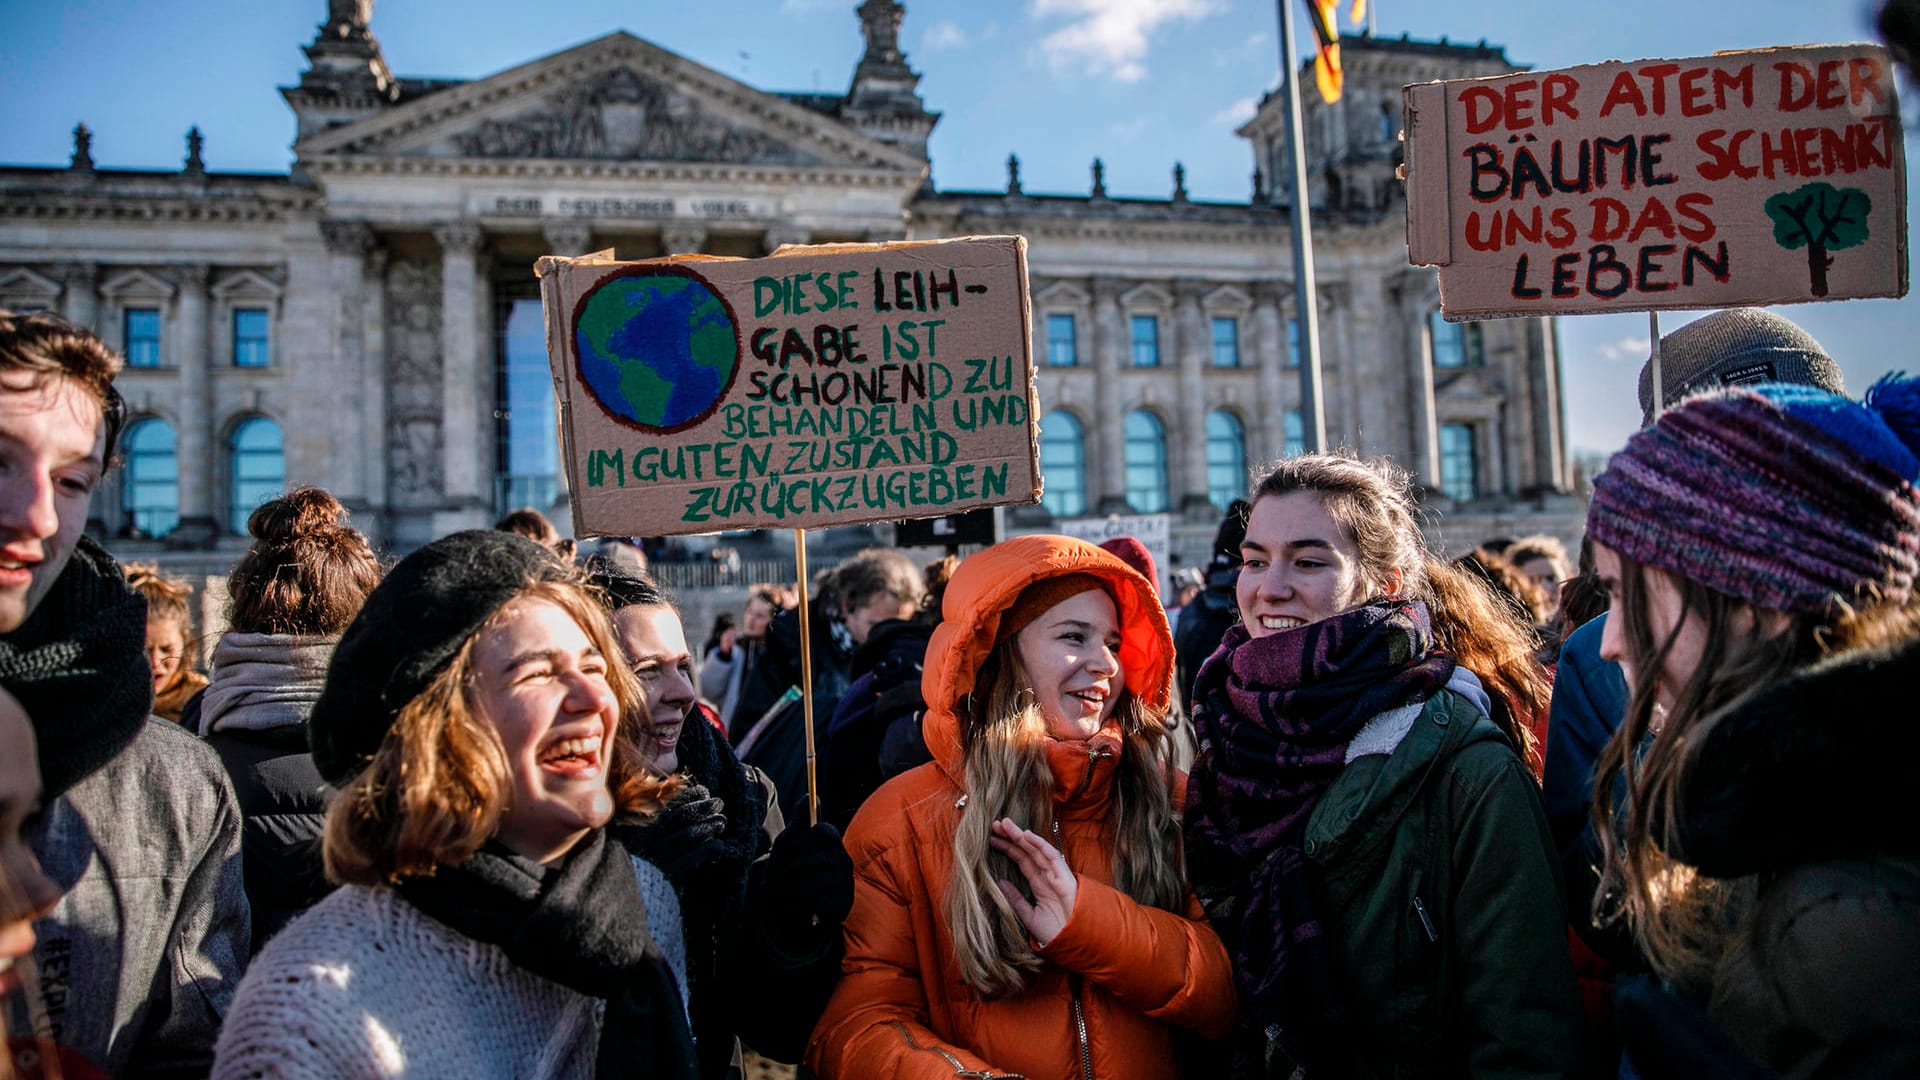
923, 534, 1172, 787
1672, 635, 1920, 877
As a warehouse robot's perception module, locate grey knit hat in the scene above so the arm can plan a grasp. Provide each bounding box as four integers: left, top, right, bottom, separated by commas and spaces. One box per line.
1638, 309, 1844, 426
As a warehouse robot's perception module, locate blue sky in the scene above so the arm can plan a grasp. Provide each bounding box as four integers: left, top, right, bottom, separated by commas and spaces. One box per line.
1, 0, 1911, 456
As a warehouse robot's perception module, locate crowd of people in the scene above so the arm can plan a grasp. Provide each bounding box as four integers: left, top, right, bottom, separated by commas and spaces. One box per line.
1, 301, 1916, 1078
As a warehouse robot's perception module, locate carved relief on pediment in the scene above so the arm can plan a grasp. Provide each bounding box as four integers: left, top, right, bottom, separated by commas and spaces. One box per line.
453, 66, 820, 165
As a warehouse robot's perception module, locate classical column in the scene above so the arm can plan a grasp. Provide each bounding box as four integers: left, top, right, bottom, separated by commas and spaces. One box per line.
170, 264, 218, 547
543, 224, 594, 259
1398, 284, 1441, 489
321, 222, 373, 509
361, 247, 390, 535
661, 224, 707, 255
1090, 276, 1128, 514
434, 222, 487, 527
59, 263, 98, 330
1173, 279, 1211, 516
1344, 276, 1393, 458
1528, 319, 1568, 493
1252, 283, 1289, 462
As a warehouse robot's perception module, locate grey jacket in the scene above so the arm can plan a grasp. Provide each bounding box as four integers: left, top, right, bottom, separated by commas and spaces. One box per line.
12, 717, 251, 1077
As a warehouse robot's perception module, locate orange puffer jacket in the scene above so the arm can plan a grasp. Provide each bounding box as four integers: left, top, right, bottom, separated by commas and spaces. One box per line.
807, 535, 1236, 1080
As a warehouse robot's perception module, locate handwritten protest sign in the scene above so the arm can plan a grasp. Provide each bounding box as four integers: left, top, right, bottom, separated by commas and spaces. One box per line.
1057, 512, 1172, 597
1404, 45, 1907, 318
537, 236, 1040, 537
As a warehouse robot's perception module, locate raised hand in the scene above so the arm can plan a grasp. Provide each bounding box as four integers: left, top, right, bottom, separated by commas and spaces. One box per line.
988, 818, 1077, 947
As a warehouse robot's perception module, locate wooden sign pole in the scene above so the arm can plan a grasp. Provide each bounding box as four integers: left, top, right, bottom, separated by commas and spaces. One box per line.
793, 529, 819, 825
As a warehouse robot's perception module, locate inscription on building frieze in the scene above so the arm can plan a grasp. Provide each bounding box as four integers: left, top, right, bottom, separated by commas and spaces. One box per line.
483, 195, 769, 220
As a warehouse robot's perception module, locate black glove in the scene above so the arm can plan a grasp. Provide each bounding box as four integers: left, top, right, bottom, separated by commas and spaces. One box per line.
760, 822, 855, 947
627, 781, 728, 883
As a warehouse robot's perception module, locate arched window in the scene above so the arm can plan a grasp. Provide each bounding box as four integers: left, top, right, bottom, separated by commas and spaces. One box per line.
1284, 410, 1306, 457
1205, 410, 1246, 509
1039, 410, 1087, 518
228, 416, 284, 534
1123, 411, 1169, 513
121, 418, 178, 538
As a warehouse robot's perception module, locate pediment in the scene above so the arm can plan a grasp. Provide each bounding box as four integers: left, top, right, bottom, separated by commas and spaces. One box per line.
298, 32, 925, 174
1434, 366, 1506, 401
0, 268, 62, 301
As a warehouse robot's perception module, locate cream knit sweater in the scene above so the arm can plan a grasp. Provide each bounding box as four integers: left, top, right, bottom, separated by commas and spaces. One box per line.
212, 858, 686, 1078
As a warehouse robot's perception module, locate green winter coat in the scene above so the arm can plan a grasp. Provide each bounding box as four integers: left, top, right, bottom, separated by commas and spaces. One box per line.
1301, 688, 1580, 1078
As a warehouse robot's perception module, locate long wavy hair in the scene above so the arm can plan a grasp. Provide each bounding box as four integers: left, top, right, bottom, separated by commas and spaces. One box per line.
1587, 552, 1918, 988
945, 632, 1185, 999
323, 579, 676, 885
1251, 452, 1549, 758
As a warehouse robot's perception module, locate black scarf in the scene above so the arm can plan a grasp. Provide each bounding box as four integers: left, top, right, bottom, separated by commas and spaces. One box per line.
0, 536, 151, 798
398, 830, 698, 1080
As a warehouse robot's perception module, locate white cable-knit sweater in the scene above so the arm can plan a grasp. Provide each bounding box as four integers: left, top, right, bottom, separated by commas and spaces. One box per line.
212, 857, 686, 1079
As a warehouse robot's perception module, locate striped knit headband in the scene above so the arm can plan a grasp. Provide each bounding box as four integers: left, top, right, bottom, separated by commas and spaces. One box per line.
1588, 377, 1920, 617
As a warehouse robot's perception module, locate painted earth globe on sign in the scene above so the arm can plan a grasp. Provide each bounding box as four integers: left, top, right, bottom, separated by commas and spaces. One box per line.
574, 270, 739, 432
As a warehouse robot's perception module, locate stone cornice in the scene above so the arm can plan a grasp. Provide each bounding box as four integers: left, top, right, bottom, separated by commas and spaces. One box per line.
301, 153, 924, 192
0, 195, 318, 224
296, 32, 928, 176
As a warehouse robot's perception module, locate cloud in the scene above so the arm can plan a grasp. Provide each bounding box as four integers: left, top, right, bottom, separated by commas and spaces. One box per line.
1211, 96, 1257, 126
1596, 336, 1652, 364
922, 20, 969, 51
1108, 117, 1150, 140
1032, 0, 1223, 83
778, 0, 843, 14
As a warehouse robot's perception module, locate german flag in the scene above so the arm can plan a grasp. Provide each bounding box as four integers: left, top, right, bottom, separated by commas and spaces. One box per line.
1306, 0, 1342, 103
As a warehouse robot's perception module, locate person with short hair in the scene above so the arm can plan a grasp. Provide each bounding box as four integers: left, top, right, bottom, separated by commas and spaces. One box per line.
214, 531, 698, 1077
197, 487, 382, 947
495, 505, 575, 561
124, 562, 208, 723
699, 584, 783, 733
0, 309, 248, 1075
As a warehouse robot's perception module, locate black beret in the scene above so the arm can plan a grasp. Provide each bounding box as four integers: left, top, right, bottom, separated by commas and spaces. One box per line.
310, 530, 571, 785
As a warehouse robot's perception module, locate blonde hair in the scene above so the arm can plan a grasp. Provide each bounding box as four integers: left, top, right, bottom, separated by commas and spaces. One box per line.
1588, 553, 1917, 988
323, 579, 675, 885
1251, 453, 1548, 757
945, 635, 1184, 998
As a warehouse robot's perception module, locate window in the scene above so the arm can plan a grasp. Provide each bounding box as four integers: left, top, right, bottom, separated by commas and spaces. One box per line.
233, 308, 270, 368
1130, 314, 1160, 368
497, 298, 560, 514
1045, 313, 1078, 368
124, 307, 161, 368
1205, 411, 1246, 509
121, 418, 178, 538
1440, 423, 1478, 502
1210, 316, 1239, 368
1429, 308, 1485, 368
1287, 317, 1302, 368
1378, 102, 1397, 142
1123, 411, 1169, 513
228, 417, 284, 533
1039, 410, 1087, 517
1284, 410, 1306, 457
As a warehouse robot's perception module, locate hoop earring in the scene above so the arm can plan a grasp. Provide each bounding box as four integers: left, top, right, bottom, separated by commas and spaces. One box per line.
1015, 688, 1036, 712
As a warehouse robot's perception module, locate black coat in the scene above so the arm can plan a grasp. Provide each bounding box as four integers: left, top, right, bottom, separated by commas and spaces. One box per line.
1621, 636, 1920, 1077
203, 722, 331, 949
819, 619, 931, 830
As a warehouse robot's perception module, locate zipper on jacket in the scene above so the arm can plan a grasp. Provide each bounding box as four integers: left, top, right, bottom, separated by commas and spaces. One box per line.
1412, 895, 1438, 943
1068, 744, 1112, 803
1050, 818, 1095, 1080
888, 1021, 1028, 1079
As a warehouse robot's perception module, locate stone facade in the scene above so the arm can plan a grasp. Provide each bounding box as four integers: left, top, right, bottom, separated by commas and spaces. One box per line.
0, 8, 1577, 571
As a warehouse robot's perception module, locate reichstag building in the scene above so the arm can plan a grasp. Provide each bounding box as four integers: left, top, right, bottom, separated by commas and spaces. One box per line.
0, 0, 1578, 562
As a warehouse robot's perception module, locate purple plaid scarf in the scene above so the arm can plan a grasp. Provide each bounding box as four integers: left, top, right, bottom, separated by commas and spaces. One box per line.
1183, 598, 1455, 1045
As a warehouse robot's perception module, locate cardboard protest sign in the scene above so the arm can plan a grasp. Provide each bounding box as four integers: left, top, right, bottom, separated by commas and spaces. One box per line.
1057, 512, 1173, 597
1404, 44, 1907, 318
537, 236, 1040, 537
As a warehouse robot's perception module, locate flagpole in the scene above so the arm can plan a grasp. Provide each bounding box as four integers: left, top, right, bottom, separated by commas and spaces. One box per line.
1277, 0, 1328, 452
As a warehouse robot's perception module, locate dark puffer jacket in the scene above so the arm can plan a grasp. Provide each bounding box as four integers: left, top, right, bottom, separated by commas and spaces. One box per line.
1633, 638, 1920, 1077
819, 618, 932, 830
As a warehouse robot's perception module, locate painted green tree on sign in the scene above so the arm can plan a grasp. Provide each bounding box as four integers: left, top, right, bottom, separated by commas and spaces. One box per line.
1765, 183, 1872, 298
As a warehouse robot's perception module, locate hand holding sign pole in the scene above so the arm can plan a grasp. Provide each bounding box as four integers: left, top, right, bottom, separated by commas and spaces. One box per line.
1405, 44, 1906, 396
538, 236, 1041, 821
